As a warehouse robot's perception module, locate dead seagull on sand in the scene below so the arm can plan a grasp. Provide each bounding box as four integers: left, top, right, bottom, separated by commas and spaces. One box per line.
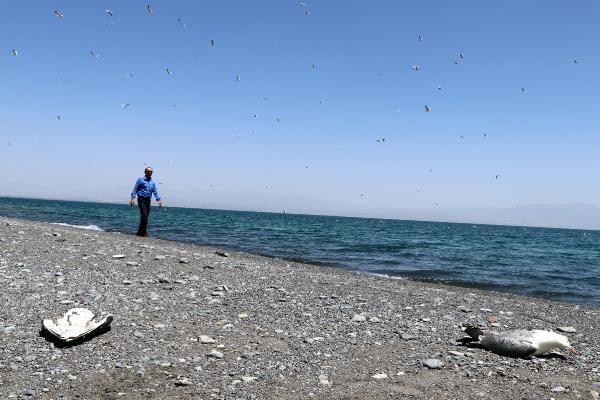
461, 325, 575, 358
42, 308, 113, 344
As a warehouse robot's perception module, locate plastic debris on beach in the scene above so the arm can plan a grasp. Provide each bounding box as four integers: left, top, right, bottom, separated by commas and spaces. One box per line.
42, 308, 113, 343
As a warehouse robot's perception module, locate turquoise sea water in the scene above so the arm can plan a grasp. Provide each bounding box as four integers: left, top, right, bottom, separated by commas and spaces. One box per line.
1, 196, 599, 306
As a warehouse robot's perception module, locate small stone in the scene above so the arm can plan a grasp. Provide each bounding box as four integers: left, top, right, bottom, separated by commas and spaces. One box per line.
198, 335, 216, 344
133, 330, 144, 338
207, 349, 224, 359
112, 254, 126, 259
480, 308, 493, 312
591, 391, 599, 399
241, 376, 257, 383
179, 258, 189, 264
458, 306, 472, 313
153, 323, 166, 329
155, 255, 166, 260
369, 317, 381, 323
175, 377, 192, 386
122, 280, 133, 285
126, 261, 139, 266
23, 389, 34, 396
214, 251, 229, 257
448, 351, 464, 357
401, 334, 415, 341
352, 314, 366, 322
237, 313, 248, 319
557, 326, 577, 333
318, 374, 330, 385
372, 373, 388, 380
486, 315, 498, 323
157, 275, 170, 283
423, 359, 444, 369
3, 326, 16, 334
551, 386, 566, 393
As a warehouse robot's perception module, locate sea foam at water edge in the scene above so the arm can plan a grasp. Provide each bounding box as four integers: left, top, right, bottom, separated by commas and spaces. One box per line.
51, 222, 103, 231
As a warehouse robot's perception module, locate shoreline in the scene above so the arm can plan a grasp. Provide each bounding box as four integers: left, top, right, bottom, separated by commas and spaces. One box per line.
1, 216, 599, 399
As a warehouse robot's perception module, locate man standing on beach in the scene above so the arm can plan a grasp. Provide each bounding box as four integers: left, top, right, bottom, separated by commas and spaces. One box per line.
130, 167, 162, 237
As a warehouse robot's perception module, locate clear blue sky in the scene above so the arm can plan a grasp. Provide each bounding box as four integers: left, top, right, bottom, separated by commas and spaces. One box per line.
1, 0, 599, 219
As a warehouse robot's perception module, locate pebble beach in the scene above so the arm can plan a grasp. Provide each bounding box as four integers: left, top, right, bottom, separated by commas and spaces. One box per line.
1, 216, 599, 399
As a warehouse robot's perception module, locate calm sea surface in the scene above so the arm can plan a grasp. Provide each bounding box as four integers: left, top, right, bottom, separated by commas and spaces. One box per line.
1, 197, 599, 306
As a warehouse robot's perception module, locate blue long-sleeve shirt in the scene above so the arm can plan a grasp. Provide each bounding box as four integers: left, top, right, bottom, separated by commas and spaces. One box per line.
131, 177, 161, 200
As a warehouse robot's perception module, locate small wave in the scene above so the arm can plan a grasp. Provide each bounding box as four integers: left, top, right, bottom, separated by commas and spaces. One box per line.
51, 222, 103, 231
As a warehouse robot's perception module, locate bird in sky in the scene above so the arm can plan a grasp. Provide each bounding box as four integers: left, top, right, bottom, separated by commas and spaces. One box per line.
521, 87, 527, 93
121, 103, 130, 109
261, 97, 268, 101
210, 39, 215, 47
54, 10, 64, 18
312, 64, 318, 69
57, 115, 61, 121
459, 52, 464, 59
437, 86, 442, 90
166, 68, 171, 75
305, 10, 310, 15
235, 75, 240, 81
418, 35, 423, 41
460, 135, 465, 139
376, 138, 386, 143
424, 105, 431, 112
125, 74, 134, 78
11, 49, 19, 56
573, 59, 579, 64
412, 65, 420, 71
178, 18, 187, 28
253, 114, 257, 118
105, 9, 113, 16
299, 2, 307, 5
453, 60, 459, 65
147, 5, 154, 15
483, 132, 487, 138
90, 51, 99, 59
495, 174, 500, 179
276, 118, 280, 123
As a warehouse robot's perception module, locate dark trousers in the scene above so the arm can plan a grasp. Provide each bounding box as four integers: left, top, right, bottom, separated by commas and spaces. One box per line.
137, 196, 151, 236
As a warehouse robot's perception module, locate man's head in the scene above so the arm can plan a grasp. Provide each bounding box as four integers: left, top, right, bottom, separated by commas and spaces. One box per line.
144, 167, 153, 178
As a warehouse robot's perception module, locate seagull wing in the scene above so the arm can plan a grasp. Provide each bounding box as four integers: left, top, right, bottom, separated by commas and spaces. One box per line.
481, 332, 538, 358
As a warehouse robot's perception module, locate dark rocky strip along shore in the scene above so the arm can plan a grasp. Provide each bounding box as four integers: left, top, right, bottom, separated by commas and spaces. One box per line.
0, 216, 598, 399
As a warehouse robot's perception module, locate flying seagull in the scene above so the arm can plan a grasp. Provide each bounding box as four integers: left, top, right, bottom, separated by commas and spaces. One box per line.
418, 35, 423, 41
437, 85, 442, 90
521, 87, 527, 93
121, 103, 130, 109
305, 10, 310, 15
299, 2, 307, 5
90, 51, 99, 59
453, 60, 459, 65
57, 115, 61, 120
210, 39, 215, 47
11, 49, 19, 56
166, 68, 171, 75
147, 4, 154, 15
311, 64, 318, 69
105, 9, 113, 16
178, 18, 187, 28
483, 132, 487, 137
424, 105, 431, 112
495, 174, 500, 179
412, 65, 420, 71
54, 10, 64, 18
376, 137, 386, 143
573, 59, 579, 64
235, 75, 240, 81
462, 326, 575, 358
459, 52, 464, 59
276, 118, 280, 123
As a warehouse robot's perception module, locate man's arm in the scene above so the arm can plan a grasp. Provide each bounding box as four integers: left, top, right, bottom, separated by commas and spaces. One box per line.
130, 178, 140, 206
152, 182, 163, 207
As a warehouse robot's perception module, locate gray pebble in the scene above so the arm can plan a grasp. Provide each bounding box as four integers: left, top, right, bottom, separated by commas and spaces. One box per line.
423, 359, 444, 369
557, 326, 577, 333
